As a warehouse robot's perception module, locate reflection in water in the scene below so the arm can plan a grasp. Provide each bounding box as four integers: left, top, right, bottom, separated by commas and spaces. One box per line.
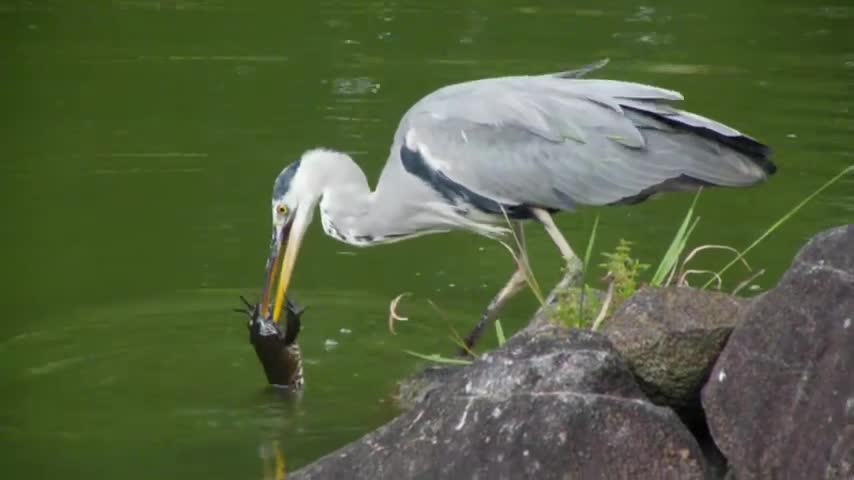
255, 387, 305, 479
260, 440, 287, 480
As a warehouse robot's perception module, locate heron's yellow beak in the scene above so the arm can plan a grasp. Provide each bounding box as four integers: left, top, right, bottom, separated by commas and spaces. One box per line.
261, 209, 309, 323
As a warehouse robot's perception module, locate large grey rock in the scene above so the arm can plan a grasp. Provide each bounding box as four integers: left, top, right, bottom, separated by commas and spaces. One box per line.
394, 365, 460, 410
292, 328, 706, 479
603, 286, 746, 407
702, 225, 854, 480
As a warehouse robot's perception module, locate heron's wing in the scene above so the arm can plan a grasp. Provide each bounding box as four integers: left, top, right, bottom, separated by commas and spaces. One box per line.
391, 75, 774, 212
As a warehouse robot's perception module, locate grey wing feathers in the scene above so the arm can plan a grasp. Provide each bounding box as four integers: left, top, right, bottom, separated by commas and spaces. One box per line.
393, 70, 774, 211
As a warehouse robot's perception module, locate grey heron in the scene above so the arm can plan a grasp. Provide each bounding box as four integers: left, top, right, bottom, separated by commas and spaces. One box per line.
259, 60, 775, 351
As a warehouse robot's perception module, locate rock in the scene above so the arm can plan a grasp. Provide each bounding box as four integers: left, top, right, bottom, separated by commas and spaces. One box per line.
702, 225, 854, 480
394, 365, 461, 410
602, 286, 747, 407
292, 327, 707, 479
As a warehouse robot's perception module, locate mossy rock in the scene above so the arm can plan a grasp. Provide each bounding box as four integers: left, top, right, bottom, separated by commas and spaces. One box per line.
602, 286, 746, 407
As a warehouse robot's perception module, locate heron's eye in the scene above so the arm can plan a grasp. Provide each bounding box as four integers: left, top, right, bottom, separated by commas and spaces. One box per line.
277, 205, 289, 216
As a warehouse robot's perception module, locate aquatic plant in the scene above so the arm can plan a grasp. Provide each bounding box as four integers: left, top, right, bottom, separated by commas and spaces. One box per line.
600, 240, 650, 300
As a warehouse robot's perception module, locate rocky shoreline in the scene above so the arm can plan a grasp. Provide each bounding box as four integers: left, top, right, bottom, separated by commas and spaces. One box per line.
291, 225, 853, 479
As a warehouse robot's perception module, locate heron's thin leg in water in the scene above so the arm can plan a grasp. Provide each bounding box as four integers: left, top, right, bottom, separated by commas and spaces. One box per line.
532, 207, 584, 285
460, 222, 529, 355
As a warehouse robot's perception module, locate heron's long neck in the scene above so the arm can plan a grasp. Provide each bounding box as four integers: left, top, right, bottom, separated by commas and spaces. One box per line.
316, 156, 412, 246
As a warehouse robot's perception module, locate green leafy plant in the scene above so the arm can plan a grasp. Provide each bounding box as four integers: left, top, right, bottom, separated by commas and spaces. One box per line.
551, 285, 603, 329
600, 239, 650, 300
552, 235, 649, 330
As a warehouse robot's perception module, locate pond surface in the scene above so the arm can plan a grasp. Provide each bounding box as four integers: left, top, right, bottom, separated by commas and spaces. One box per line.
2, 1, 852, 478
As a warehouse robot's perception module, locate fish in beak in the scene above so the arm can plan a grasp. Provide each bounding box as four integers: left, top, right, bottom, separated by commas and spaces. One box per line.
260, 206, 311, 323
236, 295, 306, 389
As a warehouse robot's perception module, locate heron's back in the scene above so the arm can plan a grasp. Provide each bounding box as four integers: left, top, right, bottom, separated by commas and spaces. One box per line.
377, 69, 775, 221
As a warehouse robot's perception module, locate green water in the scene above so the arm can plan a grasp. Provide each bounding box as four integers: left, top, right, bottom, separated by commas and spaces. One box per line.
2, 1, 852, 478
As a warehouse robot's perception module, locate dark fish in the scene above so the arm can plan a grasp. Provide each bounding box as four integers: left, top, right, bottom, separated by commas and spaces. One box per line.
236, 296, 305, 390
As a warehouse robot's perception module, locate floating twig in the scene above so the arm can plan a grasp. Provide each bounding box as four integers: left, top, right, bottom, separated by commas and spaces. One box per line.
388, 292, 412, 335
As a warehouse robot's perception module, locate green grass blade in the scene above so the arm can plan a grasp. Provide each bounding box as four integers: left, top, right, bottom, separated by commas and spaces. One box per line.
495, 319, 506, 346
578, 215, 600, 322
403, 350, 473, 366
582, 216, 600, 275
497, 239, 545, 306
498, 205, 546, 306
664, 216, 701, 286
703, 164, 854, 289
652, 190, 702, 286
447, 329, 475, 357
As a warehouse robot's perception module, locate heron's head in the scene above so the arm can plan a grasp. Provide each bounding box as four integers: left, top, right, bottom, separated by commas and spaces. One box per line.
261, 157, 320, 323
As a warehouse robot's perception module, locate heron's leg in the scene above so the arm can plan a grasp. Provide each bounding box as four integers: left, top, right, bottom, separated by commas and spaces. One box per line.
460, 223, 529, 355
531, 208, 584, 285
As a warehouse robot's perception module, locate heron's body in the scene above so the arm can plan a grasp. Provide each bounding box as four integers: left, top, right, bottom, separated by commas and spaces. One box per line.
260, 60, 775, 350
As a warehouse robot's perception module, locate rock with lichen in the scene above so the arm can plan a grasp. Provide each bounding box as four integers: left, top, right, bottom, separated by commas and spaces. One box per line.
702, 225, 854, 479
292, 327, 706, 479
394, 365, 460, 410
602, 286, 746, 407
